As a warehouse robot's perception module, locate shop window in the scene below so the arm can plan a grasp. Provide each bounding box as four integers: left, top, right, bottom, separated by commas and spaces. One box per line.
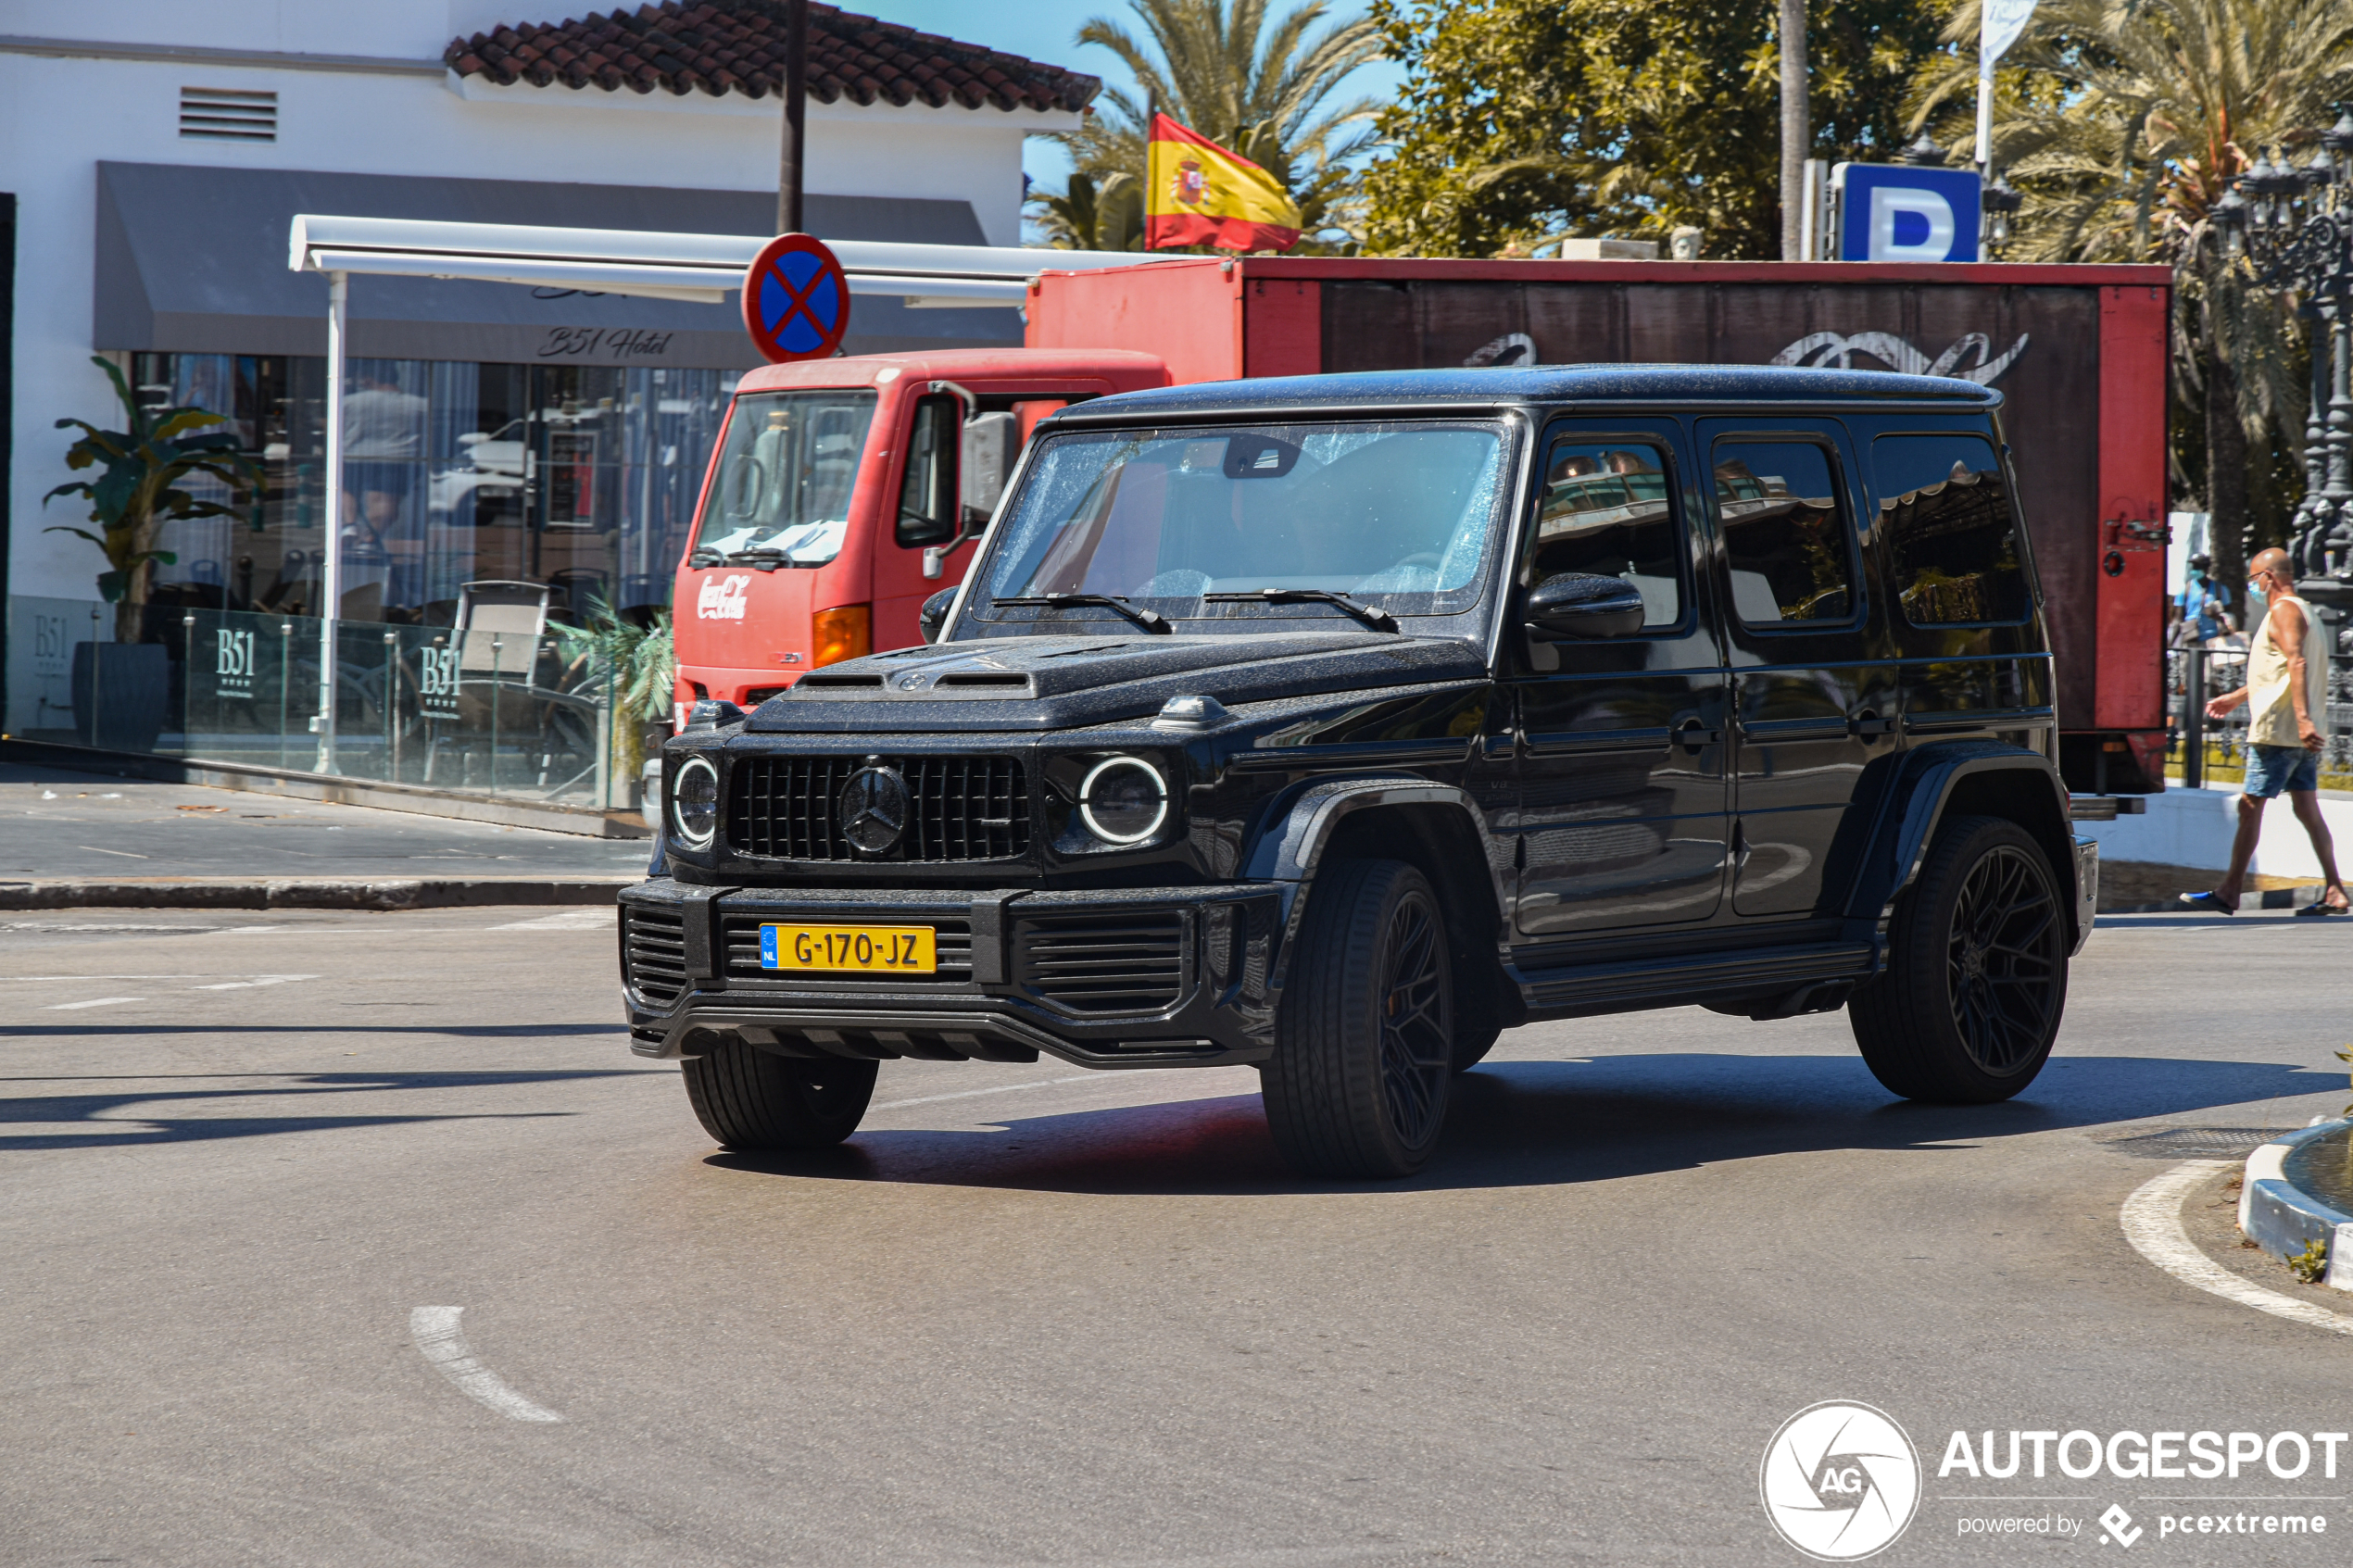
1713, 440, 1856, 626
1874, 434, 2032, 625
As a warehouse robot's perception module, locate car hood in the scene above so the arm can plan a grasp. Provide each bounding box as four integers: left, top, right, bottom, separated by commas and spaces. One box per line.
743, 632, 1489, 734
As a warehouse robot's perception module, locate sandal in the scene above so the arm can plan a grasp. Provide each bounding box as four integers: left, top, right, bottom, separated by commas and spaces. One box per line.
2178, 890, 2237, 914
2295, 897, 2349, 917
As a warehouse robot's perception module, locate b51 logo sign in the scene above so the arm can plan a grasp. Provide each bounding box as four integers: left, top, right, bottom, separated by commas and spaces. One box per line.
418, 644, 460, 721
214, 629, 257, 696
698, 573, 750, 621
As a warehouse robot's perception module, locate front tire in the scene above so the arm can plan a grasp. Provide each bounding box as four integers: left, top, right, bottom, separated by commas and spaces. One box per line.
682, 1037, 877, 1149
1849, 814, 2069, 1103
1264, 859, 1454, 1178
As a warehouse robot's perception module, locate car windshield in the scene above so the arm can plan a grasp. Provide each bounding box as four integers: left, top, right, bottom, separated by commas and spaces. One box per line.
695, 390, 877, 566
977, 420, 1509, 627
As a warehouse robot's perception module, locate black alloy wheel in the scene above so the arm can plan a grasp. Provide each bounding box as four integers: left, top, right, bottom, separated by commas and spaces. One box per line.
1263, 858, 1456, 1178
1945, 843, 2063, 1074
1850, 814, 2069, 1103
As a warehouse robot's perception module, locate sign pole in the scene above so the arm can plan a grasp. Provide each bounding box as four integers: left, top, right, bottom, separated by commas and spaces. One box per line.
1779, 0, 1807, 260
318, 268, 346, 773
776, 0, 806, 234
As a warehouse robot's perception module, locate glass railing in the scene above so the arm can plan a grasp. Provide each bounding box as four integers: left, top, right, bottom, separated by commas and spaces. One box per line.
4, 595, 655, 816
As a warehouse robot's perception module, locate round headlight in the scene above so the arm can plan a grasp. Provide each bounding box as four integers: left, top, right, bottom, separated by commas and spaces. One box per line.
670, 756, 720, 848
1078, 757, 1168, 845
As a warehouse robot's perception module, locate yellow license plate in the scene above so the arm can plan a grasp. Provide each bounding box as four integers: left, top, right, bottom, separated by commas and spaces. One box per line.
760, 922, 937, 974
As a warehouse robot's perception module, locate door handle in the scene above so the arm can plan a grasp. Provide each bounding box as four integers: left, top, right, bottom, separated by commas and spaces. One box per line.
1674, 719, 1723, 749
1848, 710, 1897, 737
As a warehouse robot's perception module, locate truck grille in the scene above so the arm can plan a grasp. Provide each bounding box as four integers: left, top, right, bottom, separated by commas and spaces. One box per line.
723, 914, 974, 983
1016, 911, 1187, 1014
727, 756, 1030, 861
623, 905, 688, 1008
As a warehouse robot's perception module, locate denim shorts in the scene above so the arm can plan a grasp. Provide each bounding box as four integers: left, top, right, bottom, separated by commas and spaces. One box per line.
2245, 743, 2321, 797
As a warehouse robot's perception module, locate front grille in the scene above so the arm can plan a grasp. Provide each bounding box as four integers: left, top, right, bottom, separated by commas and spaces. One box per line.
1016, 911, 1187, 1014
623, 906, 688, 1008
723, 914, 974, 983
727, 756, 1030, 861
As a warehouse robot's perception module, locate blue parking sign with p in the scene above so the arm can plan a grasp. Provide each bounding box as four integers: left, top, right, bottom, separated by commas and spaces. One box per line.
1833, 164, 1982, 263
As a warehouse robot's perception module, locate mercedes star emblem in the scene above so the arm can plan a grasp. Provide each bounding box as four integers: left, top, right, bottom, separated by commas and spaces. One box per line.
837, 764, 910, 855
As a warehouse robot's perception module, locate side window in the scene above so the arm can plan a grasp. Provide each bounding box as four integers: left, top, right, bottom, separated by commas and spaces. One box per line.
1525, 438, 1684, 629
1713, 440, 1856, 626
1874, 434, 2031, 624
896, 395, 959, 547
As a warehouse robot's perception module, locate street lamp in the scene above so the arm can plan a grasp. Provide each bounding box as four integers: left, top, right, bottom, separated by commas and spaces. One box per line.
2212, 113, 2353, 613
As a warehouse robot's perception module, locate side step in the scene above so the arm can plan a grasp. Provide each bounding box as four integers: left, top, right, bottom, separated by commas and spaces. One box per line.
1514, 940, 1877, 1018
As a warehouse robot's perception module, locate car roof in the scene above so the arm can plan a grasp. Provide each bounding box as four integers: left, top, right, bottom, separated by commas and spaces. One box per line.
1059, 363, 2001, 420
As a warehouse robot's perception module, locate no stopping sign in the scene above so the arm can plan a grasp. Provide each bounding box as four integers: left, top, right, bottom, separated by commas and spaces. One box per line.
742, 233, 850, 363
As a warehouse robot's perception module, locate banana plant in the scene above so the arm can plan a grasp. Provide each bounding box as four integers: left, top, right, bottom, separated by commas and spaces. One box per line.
44, 357, 263, 643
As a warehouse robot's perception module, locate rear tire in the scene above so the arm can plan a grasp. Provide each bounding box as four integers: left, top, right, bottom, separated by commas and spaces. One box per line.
682, 1037, 877, 1149
1849, 814, 2068, 1103
1264, 859, 1453, 1178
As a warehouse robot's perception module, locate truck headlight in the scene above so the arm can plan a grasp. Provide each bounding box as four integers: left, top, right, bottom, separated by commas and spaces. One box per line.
1077, 756, 1167, 844
670, 756, 721, 848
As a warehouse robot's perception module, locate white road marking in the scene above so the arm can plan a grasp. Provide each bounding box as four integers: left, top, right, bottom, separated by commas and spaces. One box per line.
487, 909, 617, 931
191, 974, 316, 990
870, 1074, 1100, 1112
74, 845, 148, 858
2120, 1160, 2353, 1337
409, 1306, 564, 1423
42, 996, 146, 1010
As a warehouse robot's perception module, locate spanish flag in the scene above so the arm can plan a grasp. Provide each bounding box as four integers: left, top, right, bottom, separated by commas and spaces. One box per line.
1144, 113, 1302, 253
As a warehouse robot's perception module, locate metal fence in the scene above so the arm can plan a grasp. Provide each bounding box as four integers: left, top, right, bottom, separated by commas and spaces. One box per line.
5, 594, 656, 814
2166, 641, 2353, 788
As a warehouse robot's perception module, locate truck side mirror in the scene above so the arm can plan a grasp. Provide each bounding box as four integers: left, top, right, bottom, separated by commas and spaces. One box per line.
961, 411, 1017, 521
919, 587, 958, 644
1523, 571, 1647, 640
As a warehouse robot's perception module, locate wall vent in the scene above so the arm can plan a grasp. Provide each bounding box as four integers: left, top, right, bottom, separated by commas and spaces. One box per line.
179, 87, 276, 142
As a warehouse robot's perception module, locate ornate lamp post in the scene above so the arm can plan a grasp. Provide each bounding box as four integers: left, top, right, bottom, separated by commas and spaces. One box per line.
2212, 110, 2353, 611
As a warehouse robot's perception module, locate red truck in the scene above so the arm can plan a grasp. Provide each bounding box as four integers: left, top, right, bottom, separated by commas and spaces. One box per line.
673, 256, 2171, 795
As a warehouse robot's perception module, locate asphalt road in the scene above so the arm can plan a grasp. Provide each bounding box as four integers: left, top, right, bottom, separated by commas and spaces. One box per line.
5, 905, 2350, 1567
0, 762, 650, 881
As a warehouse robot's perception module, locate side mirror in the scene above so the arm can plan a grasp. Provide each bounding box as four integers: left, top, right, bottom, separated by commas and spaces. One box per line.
960, 410, 1018, 520
919, 586, 958, 644
1524, 571, 1646, 640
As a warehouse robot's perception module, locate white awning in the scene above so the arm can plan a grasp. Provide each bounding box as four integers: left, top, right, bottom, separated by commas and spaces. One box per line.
288, 214, 1164, 308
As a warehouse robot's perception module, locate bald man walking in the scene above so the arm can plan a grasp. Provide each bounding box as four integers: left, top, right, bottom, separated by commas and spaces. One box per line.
2182, 547, 2350, 914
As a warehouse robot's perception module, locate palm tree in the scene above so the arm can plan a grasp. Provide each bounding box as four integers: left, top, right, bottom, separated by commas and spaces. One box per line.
1913, 0, 2353, 583
1031, 0, 1384, 251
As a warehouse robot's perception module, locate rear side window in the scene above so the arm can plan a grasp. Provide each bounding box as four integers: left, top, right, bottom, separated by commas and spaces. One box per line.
1712, 440, 1856, 626
1874, 435, 2031, 625
1526, 438, 1684, 629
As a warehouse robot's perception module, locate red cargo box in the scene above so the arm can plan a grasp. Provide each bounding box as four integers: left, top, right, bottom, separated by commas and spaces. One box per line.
1028, 257, 2172, 793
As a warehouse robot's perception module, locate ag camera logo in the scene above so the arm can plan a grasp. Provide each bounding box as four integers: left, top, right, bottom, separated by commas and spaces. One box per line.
1761, 1401, 1921, 1561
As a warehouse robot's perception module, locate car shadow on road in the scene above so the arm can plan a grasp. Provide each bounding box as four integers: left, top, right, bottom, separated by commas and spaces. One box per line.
0, 1069, 652, 1150
704, 1051, 2341, 1196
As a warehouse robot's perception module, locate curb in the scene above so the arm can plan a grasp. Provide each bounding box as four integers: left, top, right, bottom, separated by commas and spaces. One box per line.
0, 877, 637, 911
2238, 1118, 2353, 1289
2106, 883, 2329, 914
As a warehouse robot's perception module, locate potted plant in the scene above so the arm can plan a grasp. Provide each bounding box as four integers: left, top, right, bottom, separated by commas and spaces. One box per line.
550, 594, 675, 806
44, 357, 262, 751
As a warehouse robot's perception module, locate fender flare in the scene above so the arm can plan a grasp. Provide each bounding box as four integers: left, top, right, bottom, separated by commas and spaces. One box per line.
1241, 773, 1513, 994
1839, 740, 2082, 945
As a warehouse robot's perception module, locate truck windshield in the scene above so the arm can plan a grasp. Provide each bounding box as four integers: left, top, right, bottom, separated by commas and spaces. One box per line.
980, 420, 1507, 626
695, 390, 877, 566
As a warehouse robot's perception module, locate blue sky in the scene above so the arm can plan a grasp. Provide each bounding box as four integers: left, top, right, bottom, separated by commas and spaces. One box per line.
852, 1, 1404, 200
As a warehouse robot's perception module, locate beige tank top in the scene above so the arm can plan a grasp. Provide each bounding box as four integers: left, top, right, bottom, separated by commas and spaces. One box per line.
2246, 594, 2331, 747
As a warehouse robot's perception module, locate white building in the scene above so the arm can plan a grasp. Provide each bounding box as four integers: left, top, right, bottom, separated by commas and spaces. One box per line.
0, 0, 1094, 650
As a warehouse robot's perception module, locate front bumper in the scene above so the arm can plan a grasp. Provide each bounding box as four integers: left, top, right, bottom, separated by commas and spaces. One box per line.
618, 879, 1283, 1069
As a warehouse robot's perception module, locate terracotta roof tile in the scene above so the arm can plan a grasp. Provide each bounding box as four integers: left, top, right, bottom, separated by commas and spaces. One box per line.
446, 2, 1100, 113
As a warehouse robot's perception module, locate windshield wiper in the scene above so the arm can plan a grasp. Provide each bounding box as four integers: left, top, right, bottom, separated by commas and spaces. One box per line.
993, 594, 1170, 633
1202, 587, 1400, 633
724, 546, 798, 571
687, 546, 724, 568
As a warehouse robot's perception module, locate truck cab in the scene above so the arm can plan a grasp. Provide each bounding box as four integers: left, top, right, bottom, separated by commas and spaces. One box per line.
673, 349, 1169, 720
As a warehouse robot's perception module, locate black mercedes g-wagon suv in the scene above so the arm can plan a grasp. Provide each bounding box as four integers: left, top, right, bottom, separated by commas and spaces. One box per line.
621, 365, 2095, 1178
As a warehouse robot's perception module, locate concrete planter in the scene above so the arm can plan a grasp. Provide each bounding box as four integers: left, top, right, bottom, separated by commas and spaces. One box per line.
70, 641, 170, 754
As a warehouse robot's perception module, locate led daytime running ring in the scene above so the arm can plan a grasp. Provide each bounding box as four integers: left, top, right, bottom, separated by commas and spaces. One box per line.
670, 755, 721, 848
1077, 756, 1168, 845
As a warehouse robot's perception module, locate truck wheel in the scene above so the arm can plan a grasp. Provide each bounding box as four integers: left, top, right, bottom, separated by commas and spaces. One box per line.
681, 1037, 877, 1149
1849, 814, 2069, 1103
1264, 859, 1454, 1178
